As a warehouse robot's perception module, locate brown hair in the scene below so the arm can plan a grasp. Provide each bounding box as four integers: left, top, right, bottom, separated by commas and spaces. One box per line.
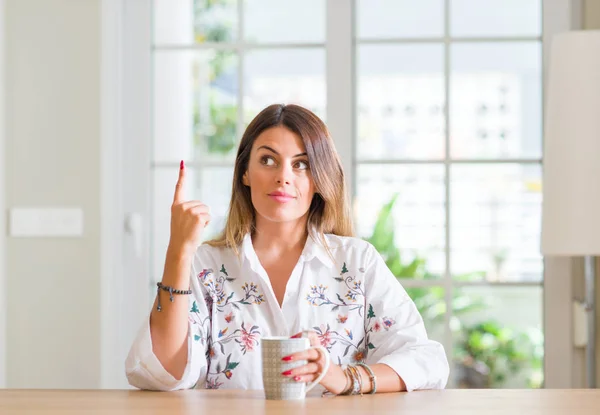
205, 104, 354, 251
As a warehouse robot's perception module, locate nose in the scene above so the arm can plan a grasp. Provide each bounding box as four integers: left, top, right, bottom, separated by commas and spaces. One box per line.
276, 164, 293, 185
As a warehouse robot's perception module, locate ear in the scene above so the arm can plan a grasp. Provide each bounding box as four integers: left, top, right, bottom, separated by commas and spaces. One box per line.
242, 171, 250, 187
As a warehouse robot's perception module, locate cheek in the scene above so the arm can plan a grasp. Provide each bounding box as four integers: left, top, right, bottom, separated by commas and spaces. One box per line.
247, 168, 268, 188
298, 176, 315, 201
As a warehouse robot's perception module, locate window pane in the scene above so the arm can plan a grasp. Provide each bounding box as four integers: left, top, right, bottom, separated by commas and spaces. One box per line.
154, 0, 238, 44
356, 165, 445, 279
405, 286, 446, 346
153, 50, 239, 163
452, 286, 543, 389
244, 0, 325, 43
152, 167, 234, 283
357, 0, 444, 39
357, 44, 445, 160
450, 42, 542, 159
450, 164, 542, 282
451, 0, 541, 38
244, 48, 326, 123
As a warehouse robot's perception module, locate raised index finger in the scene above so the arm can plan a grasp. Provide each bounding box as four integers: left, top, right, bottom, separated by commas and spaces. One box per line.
173, 160, 185, 203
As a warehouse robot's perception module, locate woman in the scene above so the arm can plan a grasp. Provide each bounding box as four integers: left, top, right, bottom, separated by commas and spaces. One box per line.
125, 104, 449, 395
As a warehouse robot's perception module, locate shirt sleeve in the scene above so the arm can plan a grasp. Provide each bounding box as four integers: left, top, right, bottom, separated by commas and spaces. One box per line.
124, 256, 212, 391
362, 243, 450, 391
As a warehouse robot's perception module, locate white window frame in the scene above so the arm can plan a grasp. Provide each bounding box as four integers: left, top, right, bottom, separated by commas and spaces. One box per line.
100, 0, 581, 389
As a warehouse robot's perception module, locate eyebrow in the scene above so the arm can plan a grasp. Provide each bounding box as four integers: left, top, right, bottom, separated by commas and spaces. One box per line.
257, 145, 307, 158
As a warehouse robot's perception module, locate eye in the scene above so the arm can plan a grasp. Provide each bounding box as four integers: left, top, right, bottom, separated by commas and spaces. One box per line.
295, 160, 309, 170
260, 155, 276, 166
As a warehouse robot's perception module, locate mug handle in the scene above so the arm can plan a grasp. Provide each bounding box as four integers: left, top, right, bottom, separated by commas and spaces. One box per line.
304, 345, 331, 393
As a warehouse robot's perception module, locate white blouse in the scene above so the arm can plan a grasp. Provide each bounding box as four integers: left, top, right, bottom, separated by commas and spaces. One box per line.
125, 233, 449, 393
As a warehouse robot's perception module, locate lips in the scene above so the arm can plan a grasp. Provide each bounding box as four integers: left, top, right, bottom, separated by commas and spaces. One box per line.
268, 191, 296, 203
269, 191, 294, 198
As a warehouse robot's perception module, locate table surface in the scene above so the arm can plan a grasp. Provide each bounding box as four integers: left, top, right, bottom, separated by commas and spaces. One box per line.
1, 389, 599, 414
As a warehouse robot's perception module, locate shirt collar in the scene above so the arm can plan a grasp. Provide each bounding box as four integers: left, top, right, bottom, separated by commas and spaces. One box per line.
300, 233, 335, 269
240, 231, 335, 271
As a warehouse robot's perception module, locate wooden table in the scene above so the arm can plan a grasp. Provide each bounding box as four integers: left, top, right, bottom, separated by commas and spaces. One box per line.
1, 389, 599, 414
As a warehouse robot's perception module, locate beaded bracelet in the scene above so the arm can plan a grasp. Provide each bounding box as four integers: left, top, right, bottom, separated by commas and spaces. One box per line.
356, 362, 377, 394
156, 282, 192, 312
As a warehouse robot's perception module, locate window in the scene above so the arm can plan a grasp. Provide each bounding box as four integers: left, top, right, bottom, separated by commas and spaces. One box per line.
151, 0, 326, 283
354, 0, 544, 388
141, 0, 559, 389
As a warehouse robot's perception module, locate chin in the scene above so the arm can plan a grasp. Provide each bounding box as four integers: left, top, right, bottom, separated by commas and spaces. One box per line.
260, 212, 303, 224
255, 206, 308, 224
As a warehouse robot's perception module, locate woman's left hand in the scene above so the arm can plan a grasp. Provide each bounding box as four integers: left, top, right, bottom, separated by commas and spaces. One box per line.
282, 331, 347, 395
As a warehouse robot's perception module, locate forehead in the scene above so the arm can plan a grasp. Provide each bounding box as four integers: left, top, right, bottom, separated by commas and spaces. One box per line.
253, 126, 306, 152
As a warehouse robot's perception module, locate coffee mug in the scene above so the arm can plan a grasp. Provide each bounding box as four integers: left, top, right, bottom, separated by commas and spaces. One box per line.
261, 336, 331, 400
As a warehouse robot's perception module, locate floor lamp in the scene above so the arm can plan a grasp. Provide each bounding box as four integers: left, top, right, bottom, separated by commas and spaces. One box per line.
541, 30, 600, 388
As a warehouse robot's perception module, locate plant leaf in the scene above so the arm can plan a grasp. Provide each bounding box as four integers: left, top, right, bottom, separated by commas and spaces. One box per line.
343, 344, 351, 357
357, 338, 364, 349
367, 304, 375, 319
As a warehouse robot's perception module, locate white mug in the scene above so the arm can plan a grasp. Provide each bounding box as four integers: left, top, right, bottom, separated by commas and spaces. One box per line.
261, 336, 331, 400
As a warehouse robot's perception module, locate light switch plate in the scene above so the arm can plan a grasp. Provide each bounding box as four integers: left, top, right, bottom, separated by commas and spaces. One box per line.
8, 207, 84, 237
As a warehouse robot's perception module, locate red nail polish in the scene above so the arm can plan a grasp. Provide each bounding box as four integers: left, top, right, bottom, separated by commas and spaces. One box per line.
282, 356, 293, 362
290, 333, 302, 339
294, 376, 301, 381
281, 370, 292, 376
180, 160, 184, 170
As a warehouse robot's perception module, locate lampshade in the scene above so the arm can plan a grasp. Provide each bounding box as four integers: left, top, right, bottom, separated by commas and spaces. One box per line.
541, 30, 600, 256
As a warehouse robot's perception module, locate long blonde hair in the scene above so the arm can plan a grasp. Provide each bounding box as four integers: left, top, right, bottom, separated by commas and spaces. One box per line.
205, 104, 354, 252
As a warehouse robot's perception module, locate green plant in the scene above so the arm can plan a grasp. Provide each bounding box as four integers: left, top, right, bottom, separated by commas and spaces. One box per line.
365, 194, 486, 323
192, 0, 238, 156
454, 321, 543, 388
193, 0, 236, 43
365, 193, 543, 388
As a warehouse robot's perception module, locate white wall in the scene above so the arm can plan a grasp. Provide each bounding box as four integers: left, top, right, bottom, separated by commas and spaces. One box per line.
0, 0, 7, 389
4, 0, 101, 388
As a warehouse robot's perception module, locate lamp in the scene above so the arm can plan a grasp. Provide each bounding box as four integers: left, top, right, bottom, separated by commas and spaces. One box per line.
541, 30, 600, 388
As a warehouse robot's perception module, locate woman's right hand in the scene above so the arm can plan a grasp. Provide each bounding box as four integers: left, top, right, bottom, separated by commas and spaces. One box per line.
168, 160, 211, 257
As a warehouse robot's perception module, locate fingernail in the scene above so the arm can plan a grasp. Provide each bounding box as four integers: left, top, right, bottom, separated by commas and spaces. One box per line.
294, 376, 301, 381
281, 370, 292, 376
281, 356, 293, 362
290, 333, 302, 339
180, 160, 184, 170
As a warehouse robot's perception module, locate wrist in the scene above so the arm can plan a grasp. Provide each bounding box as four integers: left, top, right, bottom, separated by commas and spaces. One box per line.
162, 244, 194, 289
166, 241, 195, 263
323, 364, 348, 395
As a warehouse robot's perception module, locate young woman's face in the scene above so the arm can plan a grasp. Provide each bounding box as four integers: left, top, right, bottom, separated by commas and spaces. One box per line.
243, 126, 316, 226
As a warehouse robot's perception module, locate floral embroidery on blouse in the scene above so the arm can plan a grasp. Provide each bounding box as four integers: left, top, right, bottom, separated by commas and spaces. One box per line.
312, 303, 397, 365
189, 301, 211, 346
206, 354, 240, 389
197, 266, 265, 312
205, 322, 261, 388
192, 265, 265, 389
306, 262, 365, 316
